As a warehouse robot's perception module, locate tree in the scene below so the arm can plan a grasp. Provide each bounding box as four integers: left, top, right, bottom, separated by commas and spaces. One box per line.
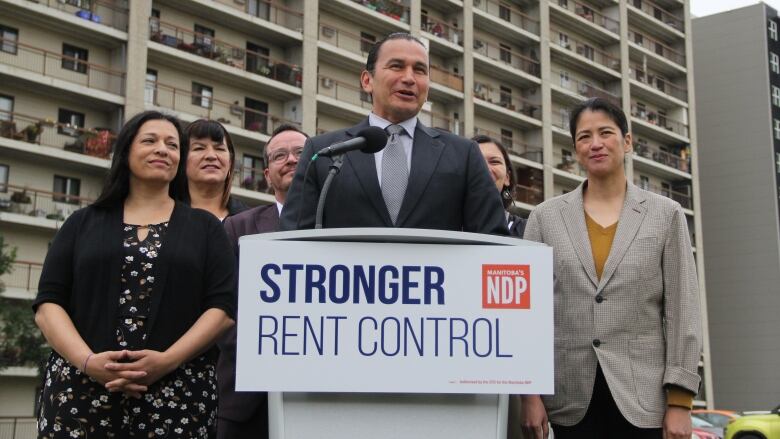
0, 234, 48, 375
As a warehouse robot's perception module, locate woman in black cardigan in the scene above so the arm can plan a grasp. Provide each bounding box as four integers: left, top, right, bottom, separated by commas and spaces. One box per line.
33, 111, 236, 438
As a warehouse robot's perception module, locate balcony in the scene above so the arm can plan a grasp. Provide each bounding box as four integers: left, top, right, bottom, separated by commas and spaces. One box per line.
420, 111, 464, 135
550, 28, 620, 72
552, 69, 621, 106
319, 22, 374, 61
629, 64, 688, 102
350, 0, 410, 24
628, 29, 685, 67
514, 184, 544, 206
474, 83, 541, 121
214, 0, 304, 33
552, 0, 619, 34
0, 417, 37, 439
148, 82, 300, 136
421, 16, 463, 48
473, 39, 540, 78
633, 141, 690, 173
32, 0, 129, 32
430, 65, 464, 93
233, 165, 269, 194
473, 127, 543, 163
0, 37, 125, 97
630, 0, 684, 33
0, 261, 42, 296
0, 110, 115, 160
0, 184, 93, 222
149, 20, 302, 88
554, 151, 586, 177
635, 179, 692, 210
551, 102, 572, 133
473, 0, 540, 35
630, 104, 688, 138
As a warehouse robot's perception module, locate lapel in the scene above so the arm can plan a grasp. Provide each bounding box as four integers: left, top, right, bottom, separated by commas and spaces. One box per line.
255, 204, 280, 233
559, 183, 599, 289
344, 119, 393, 226
597, 182, 648, 292
396, 122, 444, 226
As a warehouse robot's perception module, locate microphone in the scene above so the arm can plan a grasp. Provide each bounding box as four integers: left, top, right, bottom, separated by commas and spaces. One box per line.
314, 126, 388, 158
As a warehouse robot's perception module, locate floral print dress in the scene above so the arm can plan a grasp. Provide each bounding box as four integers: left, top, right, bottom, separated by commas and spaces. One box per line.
37, 223, 218, 438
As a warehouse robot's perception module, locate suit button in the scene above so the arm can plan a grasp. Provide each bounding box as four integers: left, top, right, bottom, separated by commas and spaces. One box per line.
595, 295, 604, 303
592, 339, 601, 348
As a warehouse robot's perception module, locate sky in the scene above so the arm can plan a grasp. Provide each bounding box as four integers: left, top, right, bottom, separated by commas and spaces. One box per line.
690, 0, 780, 17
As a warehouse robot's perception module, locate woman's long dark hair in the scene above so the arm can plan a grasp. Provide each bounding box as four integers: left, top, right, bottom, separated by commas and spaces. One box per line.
472, 134, 515, 210
185, 119, 235, 208
93, 111, 188, 208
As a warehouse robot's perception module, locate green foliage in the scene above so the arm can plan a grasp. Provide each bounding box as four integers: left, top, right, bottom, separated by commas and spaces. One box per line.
0, 234, 48, 375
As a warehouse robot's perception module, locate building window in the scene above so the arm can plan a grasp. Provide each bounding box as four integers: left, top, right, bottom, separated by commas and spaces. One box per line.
499, 43, 512, 64
771, 52, 780, 74
244, 97, 268, 133
559, 32, 570, 49
639, 175, 649, 190
53, 175, 81, 204
150, 9, 160, 33
499, 86, 512, 109
247, 0, 270, 20
579, 44, 595, 61
0, 94, 13, 121
62, 44, 89, 74
240, 153, 265, 191
194, 24, 215, 50
774, 119, 780, 140
559, 70, 570, 88
0, 25, 18, 55
360, 32, 376, 54
500, 128, 513, 148
246, 42, 270, 75
145, 69, 158, 105
57, 108, 85, 136
558, 0, 568, 8
0, 164, 8, 193
499, 3, 511, 22
192, 83, 213, 108
773, 86, 780, 107
771, 20, 778, 41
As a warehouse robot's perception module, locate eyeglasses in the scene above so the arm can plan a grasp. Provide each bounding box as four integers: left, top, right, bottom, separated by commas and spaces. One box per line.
267, 146, 304, 164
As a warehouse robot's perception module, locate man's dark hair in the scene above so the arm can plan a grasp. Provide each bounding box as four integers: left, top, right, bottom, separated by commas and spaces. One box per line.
264, 123, 309, 169
364, 32, 427, 75
472, 134, 515, 210
568, 97, 628, 142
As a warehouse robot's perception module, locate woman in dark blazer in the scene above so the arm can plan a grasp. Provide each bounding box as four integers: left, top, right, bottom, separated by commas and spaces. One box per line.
472, 134, 526, 237
33, 111, 236, 438
185, 119, 247, 220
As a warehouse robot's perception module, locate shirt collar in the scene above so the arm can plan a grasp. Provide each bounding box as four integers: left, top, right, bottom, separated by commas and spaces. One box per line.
368, 113, 417, 139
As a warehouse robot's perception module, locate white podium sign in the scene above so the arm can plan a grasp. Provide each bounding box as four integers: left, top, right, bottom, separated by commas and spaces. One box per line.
236, 229, 553, 395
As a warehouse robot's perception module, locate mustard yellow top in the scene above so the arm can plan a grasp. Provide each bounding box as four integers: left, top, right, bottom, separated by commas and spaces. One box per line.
585, 211, 694, 410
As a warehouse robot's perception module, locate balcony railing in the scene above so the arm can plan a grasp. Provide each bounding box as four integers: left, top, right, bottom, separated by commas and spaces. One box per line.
319, 22, 376, 57
318, 75, 374, 111
514, 184, 544, 205
0, 417, 37, 439
0, 37, 125, 95
629, 65, 688, 101
420, 111, 464, 135
473, 39, 541, 77
631, 0, 684, 32
552, 0, 619, 34
421, 16, 464, 46
473, 83, 541, 120
550, 28, 620, 71
630, 104, 688, 137
430, 65, 464, 92
551, 103, 572, 132
473, 127, 543, 163
554, 150, 586, 177
552, 69, 621, 106
473, 0, 540, 35
34, 0, 129, 31
635, 179, 692, 209
215, 0, 303, 31
0, 184, 94, 221
148, 82, 300, 135
0, 261, 42, 293
628, 29, 686, 66
350, 0, 410, 24
149, 20, 302, 87
233, 165, 269, 194
633, 142, 690, 173
0, 109, 115, 159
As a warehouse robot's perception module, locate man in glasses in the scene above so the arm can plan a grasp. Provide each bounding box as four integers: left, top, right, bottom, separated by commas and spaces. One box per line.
217, 123, 308, 439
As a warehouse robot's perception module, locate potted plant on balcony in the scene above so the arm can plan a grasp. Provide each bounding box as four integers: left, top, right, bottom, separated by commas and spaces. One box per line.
21, 122, 43, 144
10, 189, 31, 214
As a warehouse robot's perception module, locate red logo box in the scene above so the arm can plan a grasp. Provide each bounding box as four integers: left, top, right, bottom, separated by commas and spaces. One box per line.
482, 264, 530, 309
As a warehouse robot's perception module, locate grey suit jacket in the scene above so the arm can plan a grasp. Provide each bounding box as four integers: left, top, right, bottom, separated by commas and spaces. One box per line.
279, 118, 507, 234
524, 182, 702, 428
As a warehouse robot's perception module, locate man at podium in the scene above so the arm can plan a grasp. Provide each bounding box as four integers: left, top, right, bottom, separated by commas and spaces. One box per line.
280, 33, 507, 234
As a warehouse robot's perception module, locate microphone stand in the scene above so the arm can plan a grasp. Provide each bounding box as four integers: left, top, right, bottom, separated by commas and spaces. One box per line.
314, 153, 345, 229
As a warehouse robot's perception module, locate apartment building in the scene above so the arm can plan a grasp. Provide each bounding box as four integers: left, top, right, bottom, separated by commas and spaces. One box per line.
0, 0, 710, 428
693, 2, 780, 411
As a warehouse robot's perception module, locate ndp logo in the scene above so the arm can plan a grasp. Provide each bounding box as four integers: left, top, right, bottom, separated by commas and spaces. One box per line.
482, 264, 530, 309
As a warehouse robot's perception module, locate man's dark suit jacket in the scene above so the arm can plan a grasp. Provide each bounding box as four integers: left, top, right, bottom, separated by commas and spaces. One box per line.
217, 204, 279, 439
279, 118, 508, 234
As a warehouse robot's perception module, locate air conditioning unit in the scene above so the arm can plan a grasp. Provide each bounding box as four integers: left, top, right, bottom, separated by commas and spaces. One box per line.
321, 77, 334, 89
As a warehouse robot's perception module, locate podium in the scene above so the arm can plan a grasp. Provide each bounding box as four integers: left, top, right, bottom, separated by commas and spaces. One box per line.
236, 228, 552, 439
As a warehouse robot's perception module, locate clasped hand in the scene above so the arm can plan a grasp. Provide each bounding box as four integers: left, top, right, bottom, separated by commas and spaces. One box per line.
85, 350, 176, 398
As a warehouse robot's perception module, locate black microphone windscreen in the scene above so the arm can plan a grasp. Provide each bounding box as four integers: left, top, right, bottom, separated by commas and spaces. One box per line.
357, 126, 389, 154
